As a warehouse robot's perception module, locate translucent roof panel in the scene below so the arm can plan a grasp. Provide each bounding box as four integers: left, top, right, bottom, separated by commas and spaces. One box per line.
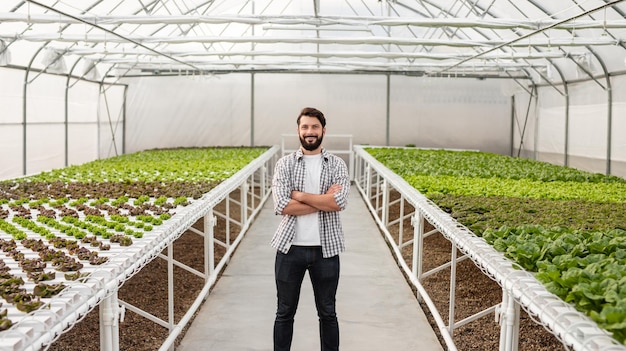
0, 0, 625, 83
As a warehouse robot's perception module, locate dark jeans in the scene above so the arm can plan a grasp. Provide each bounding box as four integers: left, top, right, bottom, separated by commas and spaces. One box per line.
274, 246, 340, 351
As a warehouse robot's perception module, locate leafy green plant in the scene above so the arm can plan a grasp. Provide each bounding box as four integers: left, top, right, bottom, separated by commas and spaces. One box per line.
483, 225, 626, 342
17, 147, 267, 184
154, 196, 168, 206
33, 282, 65, 298
12, 217, 55, 240
0, 219, 27, 240
367, 147, 626, 343
366, 148, 625, 184
0, 303, 12, 331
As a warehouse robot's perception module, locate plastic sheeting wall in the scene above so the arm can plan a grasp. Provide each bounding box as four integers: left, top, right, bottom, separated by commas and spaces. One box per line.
514, 75, 626, 177
0, 67, 125, 179
5, 68, 625, 180
0, 68, 626, 182
255, 74, 388, 147
124, 73, 511, 155
98, 84, 126, 160
390, 76, 511, 153
124, 74, 252, 152
612, 77, 626, 176
0, 68, 25, 178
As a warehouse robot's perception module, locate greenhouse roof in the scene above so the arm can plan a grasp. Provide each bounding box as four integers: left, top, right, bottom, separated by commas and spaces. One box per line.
1, 0, 625, 83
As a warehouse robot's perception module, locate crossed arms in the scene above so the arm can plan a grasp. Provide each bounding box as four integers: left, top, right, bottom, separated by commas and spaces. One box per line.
281, 184, 343, 216
272, 153, 350, 217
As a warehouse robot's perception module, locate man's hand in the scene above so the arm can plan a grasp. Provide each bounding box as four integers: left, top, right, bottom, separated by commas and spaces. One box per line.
326, 184, 342, 195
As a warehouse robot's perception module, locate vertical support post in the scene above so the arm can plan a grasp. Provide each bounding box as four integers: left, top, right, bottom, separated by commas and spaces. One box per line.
122, 85, 127, 155
532, 86, 539, 161
64, 63, 74, 167
498, 289, 508, 351
411, 211, 424, 291
167, 242, 175, 350
249, 174, 255, 213
381, 179, 389, 228
564, 91, 570, 167
374, 173, 378, 213
226, 196, 231, 246
510, 95, 515, 157
448, 244, 457, 335
348, 136, 354, 181
97, 84, 102, 159
240, 181, 248, 229
497, 289, 521, 351
365, 165, 371, 202
512, 302, 520, 351
22, 66, 30, 176
261, 165, 267, 200
606, 85, 613, 175
205, 209, 216, 280
22, 48, 42, 176
385, 73, 391, 146
250, 72, 255, 146
354, 154, 359, 187
398, 195, 404, 247
99, 289, 120, 351
502, 290, 521, 351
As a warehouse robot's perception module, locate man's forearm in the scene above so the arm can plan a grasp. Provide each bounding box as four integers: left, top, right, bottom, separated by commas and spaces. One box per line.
291, 191, 340, 212
281, 199, 319, 215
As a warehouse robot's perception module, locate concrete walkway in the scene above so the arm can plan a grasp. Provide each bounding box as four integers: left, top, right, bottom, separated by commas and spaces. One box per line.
177, 190, 444, 351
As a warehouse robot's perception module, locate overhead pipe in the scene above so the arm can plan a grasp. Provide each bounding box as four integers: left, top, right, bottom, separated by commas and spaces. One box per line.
8, 12, 626, 30
58, 46, 572, 60
4, 32, 619, 47
434, 0, 626, 75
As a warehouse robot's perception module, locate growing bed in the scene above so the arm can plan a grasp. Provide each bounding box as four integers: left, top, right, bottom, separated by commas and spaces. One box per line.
0, 146, 273, 351
360, 146, 626, 350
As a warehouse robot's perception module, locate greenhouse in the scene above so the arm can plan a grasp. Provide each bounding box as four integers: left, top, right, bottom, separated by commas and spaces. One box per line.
1, 0, 626, 350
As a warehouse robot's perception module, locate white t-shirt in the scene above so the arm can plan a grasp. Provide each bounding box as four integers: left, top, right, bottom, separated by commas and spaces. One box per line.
293, 153, 323, 246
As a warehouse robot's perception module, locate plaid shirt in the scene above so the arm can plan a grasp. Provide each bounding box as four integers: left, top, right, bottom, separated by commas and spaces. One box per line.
271, 147, 350, 258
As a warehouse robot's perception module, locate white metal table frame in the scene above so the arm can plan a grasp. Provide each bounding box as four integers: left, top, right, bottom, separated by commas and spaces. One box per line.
352, 145, 625, 351
0, 145, 280, 351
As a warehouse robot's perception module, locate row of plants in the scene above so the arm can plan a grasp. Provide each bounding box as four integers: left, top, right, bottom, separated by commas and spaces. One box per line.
366, 147, 626, 344
14, 147, 264, 184
0, 147, 268, 330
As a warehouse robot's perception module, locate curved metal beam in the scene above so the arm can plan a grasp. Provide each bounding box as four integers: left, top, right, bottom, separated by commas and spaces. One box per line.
433, 0, 626, 75
26, 0, 204, 72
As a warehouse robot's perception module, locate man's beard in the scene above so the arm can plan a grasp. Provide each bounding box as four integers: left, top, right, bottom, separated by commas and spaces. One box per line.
299, 134, 324, 151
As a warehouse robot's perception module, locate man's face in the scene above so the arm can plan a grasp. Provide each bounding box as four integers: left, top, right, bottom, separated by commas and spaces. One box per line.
298, 115, 325, 151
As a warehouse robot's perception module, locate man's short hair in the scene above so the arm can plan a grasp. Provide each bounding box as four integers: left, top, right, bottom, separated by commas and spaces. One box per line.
297, 107, 326, 128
